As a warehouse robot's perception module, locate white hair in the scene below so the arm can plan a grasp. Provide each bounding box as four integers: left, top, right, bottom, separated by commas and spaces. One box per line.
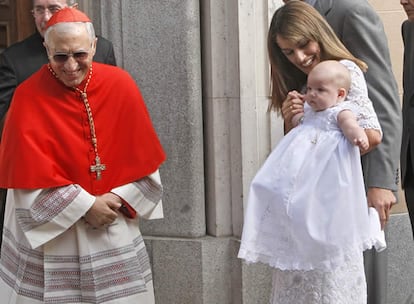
32, 0, 73, 7
44, 22, 96, 46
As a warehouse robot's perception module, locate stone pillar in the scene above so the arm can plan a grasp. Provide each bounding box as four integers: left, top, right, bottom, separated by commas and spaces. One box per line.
201, 0, 242, 237
201, 0, 283, 237
91, 0, 206, 238
84, 0, 212, 303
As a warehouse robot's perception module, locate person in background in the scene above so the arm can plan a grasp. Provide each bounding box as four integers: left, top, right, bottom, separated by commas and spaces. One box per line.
400, 1, 414, 301
281, 1, 402, 303
0, 0, 116, 248
401, 0, 414, 238
0, 7, 165, 303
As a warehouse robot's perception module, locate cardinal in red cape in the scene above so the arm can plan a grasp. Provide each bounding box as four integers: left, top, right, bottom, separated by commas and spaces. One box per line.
0, 12, 165, 195
0, 7, 166, 304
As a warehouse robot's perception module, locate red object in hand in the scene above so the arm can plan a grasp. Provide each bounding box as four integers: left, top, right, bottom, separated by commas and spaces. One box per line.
118, 201, 137, 219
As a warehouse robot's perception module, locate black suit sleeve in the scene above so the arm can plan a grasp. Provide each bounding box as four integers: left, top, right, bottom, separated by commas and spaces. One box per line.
0, 52, 18, 120
95, 36, 117, 66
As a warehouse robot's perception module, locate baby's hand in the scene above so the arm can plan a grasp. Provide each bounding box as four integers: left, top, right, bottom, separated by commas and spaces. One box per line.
354, 137, 369, 153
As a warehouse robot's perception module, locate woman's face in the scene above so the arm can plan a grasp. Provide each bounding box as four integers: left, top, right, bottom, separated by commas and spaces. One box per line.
276, 35, 321, 75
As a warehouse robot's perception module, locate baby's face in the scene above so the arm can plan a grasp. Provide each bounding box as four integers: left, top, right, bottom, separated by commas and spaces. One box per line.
305, 72, 340, 112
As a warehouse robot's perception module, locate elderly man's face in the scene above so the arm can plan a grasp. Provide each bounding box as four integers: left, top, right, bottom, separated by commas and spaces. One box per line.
32, 0, 68, 37
45, 23, 96, 88
401, 0, 414, 21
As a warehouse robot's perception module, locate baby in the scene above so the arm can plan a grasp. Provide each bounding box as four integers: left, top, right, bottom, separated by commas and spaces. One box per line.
292, 60, 381, 152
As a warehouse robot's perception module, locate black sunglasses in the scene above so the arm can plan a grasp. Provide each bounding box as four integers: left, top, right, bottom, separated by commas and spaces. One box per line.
51, 51, 90, 63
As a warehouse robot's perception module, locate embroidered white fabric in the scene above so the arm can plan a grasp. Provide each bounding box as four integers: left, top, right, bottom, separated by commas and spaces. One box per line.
270, 251, 366, 304
341, 59, 382, 132
238, 101, 384, 271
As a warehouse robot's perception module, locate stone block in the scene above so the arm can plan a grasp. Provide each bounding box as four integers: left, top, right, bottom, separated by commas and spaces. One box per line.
97, 0, 205, 237
147, 236, 239, 304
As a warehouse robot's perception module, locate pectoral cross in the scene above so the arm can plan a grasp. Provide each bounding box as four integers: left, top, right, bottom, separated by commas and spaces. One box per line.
90, 155, 106, 180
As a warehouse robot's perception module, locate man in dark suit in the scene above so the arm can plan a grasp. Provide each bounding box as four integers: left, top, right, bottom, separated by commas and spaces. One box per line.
0, 0, 116, 247
401, 5, 414, 304
282, 1, 402, 303
401, 1, 414, 235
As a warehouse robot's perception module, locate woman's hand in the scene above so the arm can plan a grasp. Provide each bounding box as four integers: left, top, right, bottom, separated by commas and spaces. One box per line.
367, 187, 396, 230
281, 90, 305, 133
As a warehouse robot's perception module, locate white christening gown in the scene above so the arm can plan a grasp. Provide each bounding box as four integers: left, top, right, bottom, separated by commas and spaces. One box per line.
238, 60, 385, 304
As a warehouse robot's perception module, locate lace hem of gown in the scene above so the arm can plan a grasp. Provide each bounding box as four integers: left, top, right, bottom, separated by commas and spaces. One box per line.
239, 242, 367, 272
270, 251, 366, 304
238, 207, 386, 272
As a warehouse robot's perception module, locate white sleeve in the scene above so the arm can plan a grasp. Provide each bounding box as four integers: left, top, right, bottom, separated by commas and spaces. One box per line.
111, 170, 164, 220
11, 185, 95, 249
340, 59, 382, 132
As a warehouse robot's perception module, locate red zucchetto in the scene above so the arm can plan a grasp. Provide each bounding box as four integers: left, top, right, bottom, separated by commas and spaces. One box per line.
45, 7, 91, 29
